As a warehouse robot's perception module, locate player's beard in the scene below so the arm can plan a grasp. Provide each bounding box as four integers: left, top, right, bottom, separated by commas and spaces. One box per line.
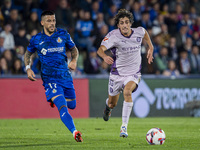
46, 25, 55, 34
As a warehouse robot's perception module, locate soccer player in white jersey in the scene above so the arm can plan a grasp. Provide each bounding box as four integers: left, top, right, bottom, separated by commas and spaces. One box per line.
97, 9, 154, 138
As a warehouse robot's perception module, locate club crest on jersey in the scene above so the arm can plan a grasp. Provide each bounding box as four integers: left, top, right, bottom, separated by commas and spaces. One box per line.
136, 37, 141, 42
41, 48, 47, 55
52, 89, 57, 93
57, 37, 62, 43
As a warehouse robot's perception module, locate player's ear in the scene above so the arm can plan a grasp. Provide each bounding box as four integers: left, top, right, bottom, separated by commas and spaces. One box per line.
41, 20, 44, 26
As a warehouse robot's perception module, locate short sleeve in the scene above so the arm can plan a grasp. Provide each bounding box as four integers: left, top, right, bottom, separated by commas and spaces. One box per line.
66, 33, 75, 49
100, 31, 115, 49
137, 27, 145, 38
27, 36, 37, 53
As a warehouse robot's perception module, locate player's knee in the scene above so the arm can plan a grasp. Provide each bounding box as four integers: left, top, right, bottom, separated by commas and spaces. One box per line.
67, 100, 76, 109
123, 89, 132, 98
53, 95, 67, 111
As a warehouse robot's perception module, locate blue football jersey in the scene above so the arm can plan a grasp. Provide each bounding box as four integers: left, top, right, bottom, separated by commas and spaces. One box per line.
27, 28, 75, 88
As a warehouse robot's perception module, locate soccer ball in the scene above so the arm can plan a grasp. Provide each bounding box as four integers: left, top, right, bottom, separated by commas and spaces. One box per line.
146, 128, 166, 145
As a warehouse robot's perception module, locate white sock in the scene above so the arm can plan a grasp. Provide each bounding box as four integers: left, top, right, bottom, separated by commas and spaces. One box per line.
73, 130, 77, 137
106, 98, 109, 106
122, 101, 133, 125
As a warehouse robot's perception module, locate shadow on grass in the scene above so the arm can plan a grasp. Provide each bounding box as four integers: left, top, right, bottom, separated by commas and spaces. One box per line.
0, 137, 81, 149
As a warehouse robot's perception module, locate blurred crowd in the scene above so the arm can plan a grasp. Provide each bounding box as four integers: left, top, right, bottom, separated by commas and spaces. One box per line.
0, 0, 200, 77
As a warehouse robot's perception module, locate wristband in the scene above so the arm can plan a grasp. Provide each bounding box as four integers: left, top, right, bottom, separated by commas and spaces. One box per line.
26, 65, 31, 71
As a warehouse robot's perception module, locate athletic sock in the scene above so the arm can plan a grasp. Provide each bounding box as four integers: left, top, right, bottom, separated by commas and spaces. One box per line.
106, 98, 112, 111
122, 101, 133, 125
53, 96, 76, 133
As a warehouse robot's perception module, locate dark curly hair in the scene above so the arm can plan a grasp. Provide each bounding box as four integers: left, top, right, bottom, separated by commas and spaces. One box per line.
114, 9, 134, 25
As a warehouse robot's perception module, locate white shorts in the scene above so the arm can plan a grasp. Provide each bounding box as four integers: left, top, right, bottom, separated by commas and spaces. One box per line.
108, 73, 141, 96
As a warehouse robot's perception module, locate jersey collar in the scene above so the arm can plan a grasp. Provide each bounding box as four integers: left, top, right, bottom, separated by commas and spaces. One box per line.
119, 28, 134, 38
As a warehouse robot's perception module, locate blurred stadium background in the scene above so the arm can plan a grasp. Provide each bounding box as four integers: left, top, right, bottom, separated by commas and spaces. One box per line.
0, 0, 200, 119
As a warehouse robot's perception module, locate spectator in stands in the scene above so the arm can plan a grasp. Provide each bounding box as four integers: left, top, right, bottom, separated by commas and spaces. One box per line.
152, 33, 162, 56
0, 36, 5, 55
121, 0, 134, 11
11, 58, 24, 74
93, 24, 108, 49
168, 37, 178, 61
107, 16, 115, 32
1, 0, 13, 22
0, 23, 14, 50
0, 0, 199, 76
175, 25, 189, 48
192, 17, 200, 32
0, 57, 9, 74
7, 9, 22, 36
2, 49, 13, 70
163, 59, 180, 77
192, 31, 200, 46
149, 2, 160, 21
189, 6, 198, 20
77, 0, 92, 11
131, 1, 142, 24
14, 26, 29, 50
84, 47, 102, 74
159, 24, 170, 46
179, 50, 191, 74
155, 46, 169, 74
164, 11, 178, 36
0, 8, 4, 32
137, 11, 152, 29
152, 14, 165, 36
25, 10, 42, 34
55, 0, 74, 34
177, 12, 193, 31
75, 10, 95, 52
96, 13, 106, 30
105, 4, 117, 21
15, 45, 25, 62
91, 0, 100, 21
189, 45, 200, 74
160, 3, 169, 17
178, 37, 193, 55
192, 0, 200, 16
21, 0, 39, 20
176, 4, 183, 21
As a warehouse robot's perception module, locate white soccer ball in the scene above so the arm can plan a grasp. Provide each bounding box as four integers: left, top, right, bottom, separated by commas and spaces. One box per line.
146, 128, 166, 145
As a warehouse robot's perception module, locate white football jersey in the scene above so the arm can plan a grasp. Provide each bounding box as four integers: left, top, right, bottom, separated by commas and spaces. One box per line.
101, 27, 145, 76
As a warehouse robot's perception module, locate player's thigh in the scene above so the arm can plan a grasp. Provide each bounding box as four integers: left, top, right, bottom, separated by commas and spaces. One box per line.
63, 87, 76, 100
108, 74, 121, 96
123, 74, 141, 94
44, 83, 64, 102
123, 81, 137, 95
63, 87, 76, 109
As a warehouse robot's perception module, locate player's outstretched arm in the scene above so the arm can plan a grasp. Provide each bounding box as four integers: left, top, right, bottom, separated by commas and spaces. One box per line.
68, 46, 79, 70
97, 45, 113, 65
24, 50, 37, 81
143, 30, 154, 64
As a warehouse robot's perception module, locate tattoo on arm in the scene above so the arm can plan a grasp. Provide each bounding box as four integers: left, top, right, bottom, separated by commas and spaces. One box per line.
24, 50, 33, 66
71, 46, 79, 61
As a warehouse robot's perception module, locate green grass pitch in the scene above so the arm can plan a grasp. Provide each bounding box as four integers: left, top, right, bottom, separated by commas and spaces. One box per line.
0, 117, 200, 150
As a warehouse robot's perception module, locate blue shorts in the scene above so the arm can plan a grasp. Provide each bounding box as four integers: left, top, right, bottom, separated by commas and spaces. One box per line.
44, 83, 76, 101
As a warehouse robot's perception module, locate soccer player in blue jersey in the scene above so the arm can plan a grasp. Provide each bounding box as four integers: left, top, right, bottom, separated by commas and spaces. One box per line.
24, 10, 83, 142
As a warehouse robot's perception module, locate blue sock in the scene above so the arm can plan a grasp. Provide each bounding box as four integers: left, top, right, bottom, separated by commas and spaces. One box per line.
53, 96, 76, 133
